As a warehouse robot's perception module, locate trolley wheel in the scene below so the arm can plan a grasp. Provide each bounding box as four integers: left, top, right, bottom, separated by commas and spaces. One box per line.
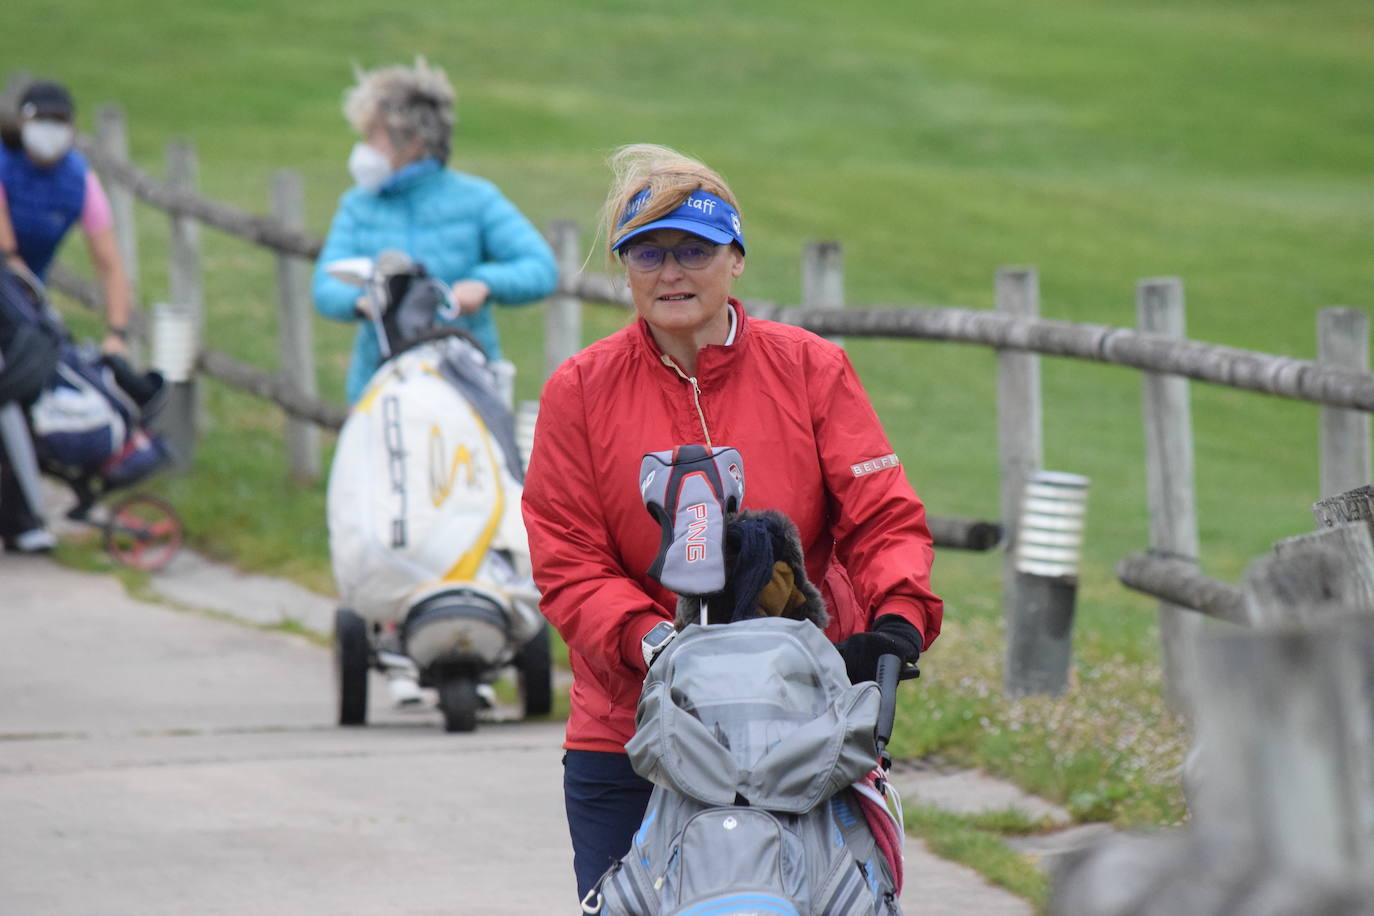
517, 623, 554, 718
102, 493, 183, 571
439, 675, 480, 733
335, 608, 369, 726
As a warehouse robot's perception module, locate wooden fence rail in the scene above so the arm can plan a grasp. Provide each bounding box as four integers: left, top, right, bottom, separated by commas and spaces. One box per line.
78, 134, 322, 261
752, 305, 1374, 412
198, 350, 347, 430
563, 273, 1374, 411
1115, 553, 1247, 625
1118, 485, 1374, 628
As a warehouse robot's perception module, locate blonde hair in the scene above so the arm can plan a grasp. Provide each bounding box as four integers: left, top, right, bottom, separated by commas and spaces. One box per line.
597, 144, 742, 270
343, 57, 456, 163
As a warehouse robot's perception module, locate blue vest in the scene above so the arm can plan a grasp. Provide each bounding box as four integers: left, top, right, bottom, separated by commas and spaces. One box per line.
0, 145, 89, 279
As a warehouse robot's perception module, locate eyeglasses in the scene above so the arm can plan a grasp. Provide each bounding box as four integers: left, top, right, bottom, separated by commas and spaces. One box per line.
619, 240, 722, 272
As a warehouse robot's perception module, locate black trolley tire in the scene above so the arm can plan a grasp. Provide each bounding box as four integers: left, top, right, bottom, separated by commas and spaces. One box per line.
335, 607, 369, 726
517, 623, 554, 718
439, 675, 481, 733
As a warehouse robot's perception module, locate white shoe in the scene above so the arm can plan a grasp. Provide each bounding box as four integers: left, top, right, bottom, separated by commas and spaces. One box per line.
476, 683, 497, 709
387, 673, 424, 707
7, 528, 56, 553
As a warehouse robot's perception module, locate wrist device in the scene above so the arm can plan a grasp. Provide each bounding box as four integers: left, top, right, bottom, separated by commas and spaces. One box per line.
640, 620, 677, 669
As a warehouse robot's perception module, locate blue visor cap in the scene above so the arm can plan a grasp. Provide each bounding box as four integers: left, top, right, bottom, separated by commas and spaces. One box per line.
613, 189, 745, 254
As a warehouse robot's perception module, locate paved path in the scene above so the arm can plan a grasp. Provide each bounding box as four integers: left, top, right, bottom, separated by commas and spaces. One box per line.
1, 554, 571, 915
1, 549, 1038, 914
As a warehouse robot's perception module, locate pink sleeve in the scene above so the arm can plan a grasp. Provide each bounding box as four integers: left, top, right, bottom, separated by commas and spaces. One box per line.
81, 171, 113, 235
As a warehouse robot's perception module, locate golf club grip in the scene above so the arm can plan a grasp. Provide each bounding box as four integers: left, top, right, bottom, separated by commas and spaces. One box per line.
875, 653, 900, 749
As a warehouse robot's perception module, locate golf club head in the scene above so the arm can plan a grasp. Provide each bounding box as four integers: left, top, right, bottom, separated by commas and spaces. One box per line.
324, 256, 375, 287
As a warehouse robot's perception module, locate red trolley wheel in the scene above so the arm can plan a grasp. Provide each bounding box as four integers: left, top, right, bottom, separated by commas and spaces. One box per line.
102, 493, 183, 571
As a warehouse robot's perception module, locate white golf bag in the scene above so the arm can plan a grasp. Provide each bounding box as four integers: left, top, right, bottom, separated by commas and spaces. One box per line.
325, 254, 551, 732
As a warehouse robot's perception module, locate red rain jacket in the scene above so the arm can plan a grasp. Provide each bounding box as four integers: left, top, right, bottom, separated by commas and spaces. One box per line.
522, 301, 942, 753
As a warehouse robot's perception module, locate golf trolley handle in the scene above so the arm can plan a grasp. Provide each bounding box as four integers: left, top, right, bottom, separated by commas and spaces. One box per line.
874, 652, 919, 768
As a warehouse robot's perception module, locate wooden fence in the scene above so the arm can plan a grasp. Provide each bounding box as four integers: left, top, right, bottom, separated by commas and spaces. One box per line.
31, 102, 1374, 699
1052, 485, 1374, 913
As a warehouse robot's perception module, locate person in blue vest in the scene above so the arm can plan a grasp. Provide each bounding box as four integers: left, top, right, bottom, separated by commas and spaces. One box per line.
312, 59, 558, 406
0, 80, 134, 553
0, 80, 132, 355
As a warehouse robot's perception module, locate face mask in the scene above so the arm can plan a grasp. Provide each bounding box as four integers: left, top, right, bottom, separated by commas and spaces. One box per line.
347, 142, 392, 193
21, 120, 75, 163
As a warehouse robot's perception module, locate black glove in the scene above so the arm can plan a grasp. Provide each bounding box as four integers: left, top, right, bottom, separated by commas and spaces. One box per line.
834, 614, 922, 685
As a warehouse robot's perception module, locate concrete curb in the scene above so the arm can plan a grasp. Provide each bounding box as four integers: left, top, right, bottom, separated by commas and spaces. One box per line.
147, 549, 338, 635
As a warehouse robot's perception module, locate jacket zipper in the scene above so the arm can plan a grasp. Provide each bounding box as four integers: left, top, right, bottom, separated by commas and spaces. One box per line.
659, 354, 712, 448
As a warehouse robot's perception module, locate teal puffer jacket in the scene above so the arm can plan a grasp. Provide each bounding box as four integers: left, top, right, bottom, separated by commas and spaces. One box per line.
312, 159, 557, 403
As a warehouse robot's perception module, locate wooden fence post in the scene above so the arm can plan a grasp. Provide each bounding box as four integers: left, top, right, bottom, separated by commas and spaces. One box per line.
159, 140, 203, 470
271, 170, 320, 482
1, 71, 31, 117
94, 104, 142, 361
545, 220, 582, 379
802, 241, 844, 344
1195, 620, 1374, 881
1138, 277, 1202, 711
1247, 523, 1374, 626
996, 267, 1043, 622
1312, 484, 1374, 534
1318, 307, 1371, 499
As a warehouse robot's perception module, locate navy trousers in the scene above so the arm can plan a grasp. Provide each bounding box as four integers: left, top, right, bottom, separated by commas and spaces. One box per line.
0, 460, 41, 536
563, 749, 654, 904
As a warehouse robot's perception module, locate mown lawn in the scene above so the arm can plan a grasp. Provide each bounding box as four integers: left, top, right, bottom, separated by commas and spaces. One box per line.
8, 1, 1372, 900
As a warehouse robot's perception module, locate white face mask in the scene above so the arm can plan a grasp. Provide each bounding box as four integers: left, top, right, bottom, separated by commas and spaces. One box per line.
347, 142, 392, 193
21, 120, 75, 163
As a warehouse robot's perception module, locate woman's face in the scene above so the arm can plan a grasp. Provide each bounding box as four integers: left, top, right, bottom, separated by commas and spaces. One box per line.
623, 229, 744, 337
365, 123, 422, 169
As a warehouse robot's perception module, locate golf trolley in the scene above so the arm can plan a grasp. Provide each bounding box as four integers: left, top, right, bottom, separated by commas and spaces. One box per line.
325, 252, 553, 732
0, 262, 181, 571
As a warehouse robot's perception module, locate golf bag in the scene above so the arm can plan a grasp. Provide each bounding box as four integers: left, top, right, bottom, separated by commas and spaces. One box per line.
30, 343, 171, 489
327, 330, 537, 639
0, 261, 169, 491
590, 616, 903, 916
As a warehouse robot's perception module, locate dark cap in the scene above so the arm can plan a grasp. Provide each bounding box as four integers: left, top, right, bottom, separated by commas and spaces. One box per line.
19, 81, 75, 120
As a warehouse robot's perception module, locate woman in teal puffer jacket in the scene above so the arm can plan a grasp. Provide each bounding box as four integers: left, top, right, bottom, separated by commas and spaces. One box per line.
312, 59, 557, 404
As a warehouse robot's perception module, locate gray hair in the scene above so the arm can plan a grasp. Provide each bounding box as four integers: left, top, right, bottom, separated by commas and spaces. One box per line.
343, 57, 456, 163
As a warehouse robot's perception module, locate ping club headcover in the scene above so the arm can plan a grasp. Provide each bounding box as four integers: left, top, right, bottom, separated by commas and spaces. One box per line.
640, 445, 744, 596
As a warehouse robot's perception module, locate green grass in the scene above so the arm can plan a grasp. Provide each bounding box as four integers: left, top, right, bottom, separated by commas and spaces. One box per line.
53, 534, 149, 592
8, 0, 1373, 898
905, 803, 1051, 910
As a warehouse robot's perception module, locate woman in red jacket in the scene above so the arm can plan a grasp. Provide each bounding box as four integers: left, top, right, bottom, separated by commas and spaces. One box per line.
521, 144, 942, 901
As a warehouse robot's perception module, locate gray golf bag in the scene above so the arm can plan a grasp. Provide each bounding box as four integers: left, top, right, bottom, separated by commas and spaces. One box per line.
590, 616, 903, 915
